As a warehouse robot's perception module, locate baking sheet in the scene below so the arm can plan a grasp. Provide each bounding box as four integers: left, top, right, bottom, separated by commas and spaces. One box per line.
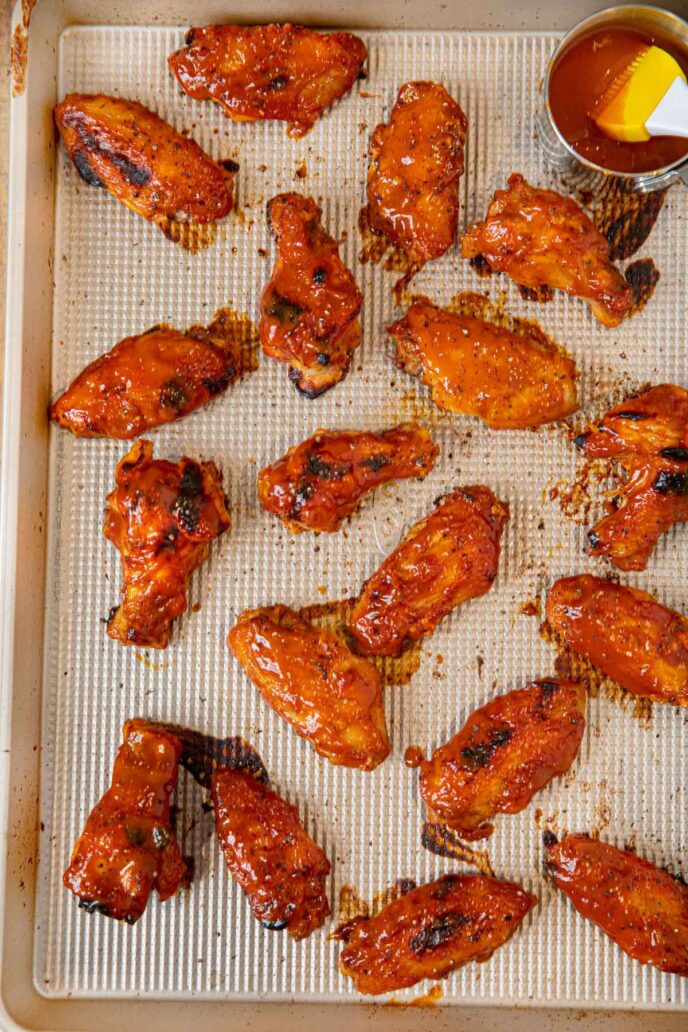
35, 25, 688, 1007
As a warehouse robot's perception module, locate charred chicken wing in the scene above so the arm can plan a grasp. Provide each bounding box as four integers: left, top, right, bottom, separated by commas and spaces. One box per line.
546, 574, 688, 707
105, 440, 231, 649
348, 486, 509, 657
63, 718, 184, 923
258, 423, 438, 533
388, 300, 578, 429
212, 765, 330, 940
227, 606, 390, 770
168, 24, 367, 139
461, 173, 633, 327
363, 81, 468, 266
419, 679, 586, 840
54, 94, 234, 231
575, 384, 688, 571
337, 873, 535, 994
260, 193, 363, 397
546, 833, 688, 976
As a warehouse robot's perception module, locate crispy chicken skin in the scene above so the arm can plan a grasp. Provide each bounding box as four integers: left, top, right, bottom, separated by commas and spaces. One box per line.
575, 385, 688, 571
388, 300, 578, 429
260, 193, 363, 398
168, 24, 367, 139
258, 423, 438, 533
363, 81, 468, 266
461, 173, 633, 327
104, 440, 231, 649
545, 834, 688, 976
50, 325, 239, 439
54, 94, 234, 229
212, 766, 330, 940
348, 486, 509, 658
546, 574, 688, 707
337, 873, 535, 994
227, 606, 390, 770
63, 719, 184, 924
419, 679, 586, 840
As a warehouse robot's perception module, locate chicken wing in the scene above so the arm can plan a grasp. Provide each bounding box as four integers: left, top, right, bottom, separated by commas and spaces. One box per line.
227, 605, 390, 770
545, 833, 688, 976
212, 765, 330, 940
260, 193, 362, 398
574, 384, 688, 571
362, 81, 468, 267
546, 574, 688, 707
461, 174, 633, 327
168, 24, 367, 139
104, 440, 231, 649
258, 423, 438, 533
54, 94, 234, 231
337, 873, 535, 994
388, 300, 578, 429
63, 718, 184, 924
348, 485, 509, 658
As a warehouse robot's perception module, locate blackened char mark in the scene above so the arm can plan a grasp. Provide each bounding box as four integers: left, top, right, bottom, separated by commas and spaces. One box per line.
151, 720, 268, 789
109, 152, 152, 187
659, 447, 688, 463
171, 461, 204, 533
461, 727, 512, 769
202, 365, 237, 396
160, 377, 190, 412
653, 469, 688, 496
305, 453, 349, 480
72, 150, 105, 188
613, 410, 649, 421
469, 253, 492, 277
360, 454, 390, 472
409, 911, 471, 953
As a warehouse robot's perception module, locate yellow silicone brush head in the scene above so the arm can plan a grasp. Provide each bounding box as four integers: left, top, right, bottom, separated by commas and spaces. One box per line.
592, 44, 686, 142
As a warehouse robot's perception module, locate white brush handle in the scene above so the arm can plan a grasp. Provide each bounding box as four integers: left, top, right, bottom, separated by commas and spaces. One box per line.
646, 76, 688, 139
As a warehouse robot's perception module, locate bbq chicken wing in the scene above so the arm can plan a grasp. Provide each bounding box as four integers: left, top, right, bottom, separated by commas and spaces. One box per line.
54, 94, 234, 232
575, 384, 688, 571
348, 485, 509, 658
227, 606, 390, 770
168, 24, 367, 139
260, 193, 363, 398
419, 679, 585, 841
388, 300, 578, 429
461, 173, 633, 327
63, 718, 184, 924
337, 873, 535, 995
363, 81, 468, 267
546, 834, 688, 976
104, 440, 231, 649
546, 574, 688, 707
258, 423, 438, 533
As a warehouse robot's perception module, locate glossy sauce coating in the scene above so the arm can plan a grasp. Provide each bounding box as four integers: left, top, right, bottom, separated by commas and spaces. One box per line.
227, 605, 390, 770
258, 422, 438, 532
349, 485, 509, 657
104, 439, 231, 649
260, 192, 362, 397
546, 574, 688, 707
546, 834, 688, 975
211, 766, 330, 940
168, 24, 367, 138
63, 718, 184, 923
388, 300, 578, 429
54, 94, 234, 227
461, 173, 632, 327
419, 679, 586, 839
338, 873, 535, 994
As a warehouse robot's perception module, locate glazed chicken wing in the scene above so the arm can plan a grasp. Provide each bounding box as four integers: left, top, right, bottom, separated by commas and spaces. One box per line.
348, 485, 509, 657
461, 173, 632, 327
546, 834, 688, 976
362, 81, 468, 266
63, 718, 184, 924
105, 440, 231, 649
168, 24, 367, 139
258, 422, 438, 533
212, 766, 330, 940
260, 193, 362, 397
546, 574, 688, 707
388, 300, 578, 429
337, 873, 535, 994
227, 606, 390, 770
419, 679, 586, 841
54, 94, 234, 232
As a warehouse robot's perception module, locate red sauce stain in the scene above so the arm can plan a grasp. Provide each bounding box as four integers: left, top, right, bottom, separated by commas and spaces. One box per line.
403, 745, 424, 768
387, 984, 444, 1007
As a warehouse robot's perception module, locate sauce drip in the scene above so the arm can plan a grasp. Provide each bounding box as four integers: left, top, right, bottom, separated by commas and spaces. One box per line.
403, 745, 424, 768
